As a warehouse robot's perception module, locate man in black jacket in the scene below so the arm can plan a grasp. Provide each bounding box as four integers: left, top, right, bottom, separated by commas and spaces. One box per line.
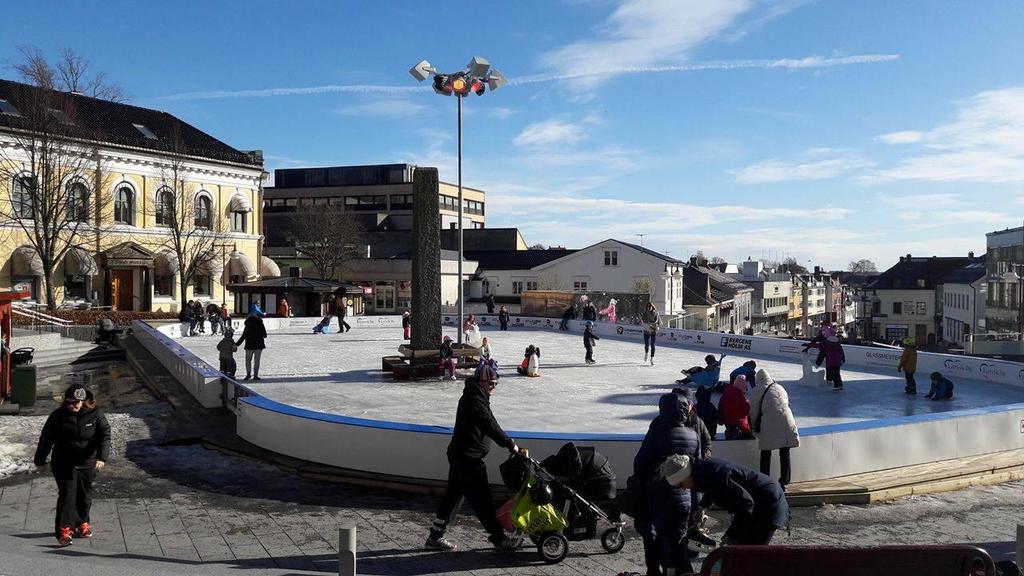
426, 364, 520, 551
662, 455, 790, 546
34, 385, 111, 545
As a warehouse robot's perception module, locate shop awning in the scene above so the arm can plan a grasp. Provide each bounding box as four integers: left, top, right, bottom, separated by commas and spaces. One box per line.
12, 245, 43, 276
154, 251, 179, 276
228, 192, 252, 213
229, 250, 257, 278
64, 247, 99, 276
259, 255, 281, 278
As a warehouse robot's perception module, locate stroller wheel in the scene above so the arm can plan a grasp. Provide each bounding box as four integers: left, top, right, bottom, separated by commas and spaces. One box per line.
600, 527, 625, 553
537, 533, 569, 564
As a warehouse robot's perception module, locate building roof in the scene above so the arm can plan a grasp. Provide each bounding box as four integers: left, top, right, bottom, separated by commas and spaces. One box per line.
941, 261, 988, 285
0, 79, 261, 167
867, 255, 982, 291
228, 277, 362, 293
466, 249, 578, 271
614, 240, 685, 264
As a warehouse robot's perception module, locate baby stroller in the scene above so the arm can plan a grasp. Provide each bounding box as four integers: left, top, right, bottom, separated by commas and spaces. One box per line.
500, 444, 626, 564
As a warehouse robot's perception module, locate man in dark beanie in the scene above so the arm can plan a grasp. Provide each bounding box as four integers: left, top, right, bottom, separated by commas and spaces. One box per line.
425, 364, 521, 552
34, 384, 111, 546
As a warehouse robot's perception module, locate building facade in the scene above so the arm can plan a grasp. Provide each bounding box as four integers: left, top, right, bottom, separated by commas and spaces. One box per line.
940, 262, 987, 347
0, 79, 266, 313
984, 226, 1024, 335
728, 260, 791, 334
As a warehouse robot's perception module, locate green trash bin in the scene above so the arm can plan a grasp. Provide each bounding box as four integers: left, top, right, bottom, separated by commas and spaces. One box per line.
12, 364, 38, 407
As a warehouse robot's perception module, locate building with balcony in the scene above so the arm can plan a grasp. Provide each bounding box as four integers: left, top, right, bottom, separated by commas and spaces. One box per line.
728, 260, 791, 334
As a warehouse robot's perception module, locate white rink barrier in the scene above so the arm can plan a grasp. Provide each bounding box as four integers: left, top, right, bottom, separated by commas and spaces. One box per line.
142, 315, 1024, 487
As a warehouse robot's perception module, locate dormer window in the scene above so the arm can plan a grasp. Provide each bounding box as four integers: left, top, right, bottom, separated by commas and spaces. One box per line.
0, 99, 20, 116
133, 123, 158, 140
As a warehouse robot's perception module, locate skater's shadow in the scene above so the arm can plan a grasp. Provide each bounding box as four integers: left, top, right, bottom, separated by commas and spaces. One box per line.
597, 391, 665, 407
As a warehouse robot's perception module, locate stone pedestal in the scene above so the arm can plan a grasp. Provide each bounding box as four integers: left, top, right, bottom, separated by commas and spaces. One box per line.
410, 167, 442, 358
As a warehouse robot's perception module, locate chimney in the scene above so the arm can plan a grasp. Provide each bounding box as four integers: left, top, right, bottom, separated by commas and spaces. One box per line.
289, 266, 302, 278
968, 251, 975, 258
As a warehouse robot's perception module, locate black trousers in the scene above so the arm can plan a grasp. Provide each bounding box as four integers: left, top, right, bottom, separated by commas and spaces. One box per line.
430, 458, 504, 542
585, 343, 594, 362
760, 448, 792, 487
219, 357, 237, 378
500, 321, 508, 331
54, 466, 96, 533
336, 315, 351, 332
644, 332, 657, 357
826, 366, 843, 388
904, 371, 917, 392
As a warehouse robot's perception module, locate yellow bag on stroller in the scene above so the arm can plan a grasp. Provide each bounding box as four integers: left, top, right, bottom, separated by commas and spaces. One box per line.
511, 480, 568, 534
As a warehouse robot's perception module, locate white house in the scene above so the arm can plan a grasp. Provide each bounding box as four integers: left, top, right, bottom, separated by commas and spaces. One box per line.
939, 261, 987, 347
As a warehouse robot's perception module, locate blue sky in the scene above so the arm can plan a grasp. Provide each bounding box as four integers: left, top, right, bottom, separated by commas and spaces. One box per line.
3, 0, 1023, 270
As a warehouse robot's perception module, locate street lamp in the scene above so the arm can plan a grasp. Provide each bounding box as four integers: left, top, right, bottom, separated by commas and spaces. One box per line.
410, 56, 506, 344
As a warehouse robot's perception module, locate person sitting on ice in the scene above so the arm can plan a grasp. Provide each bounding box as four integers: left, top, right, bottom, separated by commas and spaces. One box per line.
676, 354, 721, 384
925, 372, 954, 400
439, 336, 457, 380
517, 344, 541, 377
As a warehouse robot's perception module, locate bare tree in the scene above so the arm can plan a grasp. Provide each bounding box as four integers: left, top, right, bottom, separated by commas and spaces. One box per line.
848, 259, 878, 273
778, 257, 809, 274
632, 276, 654, 296
528, 242, 547, 250
708, 256, 727, 266
288, 205, 364, 280
142, 134, 225, 310
12, 45, 128, 102
0, 83, 111, 309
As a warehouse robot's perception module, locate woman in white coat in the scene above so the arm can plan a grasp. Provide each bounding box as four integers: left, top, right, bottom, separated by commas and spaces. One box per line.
749, 368, 800, 489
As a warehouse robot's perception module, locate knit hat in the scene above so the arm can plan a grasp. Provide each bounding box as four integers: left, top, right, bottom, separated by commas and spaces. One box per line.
64, 384, 89, 402
659, 454, 693, 486
755, 368, 773, 387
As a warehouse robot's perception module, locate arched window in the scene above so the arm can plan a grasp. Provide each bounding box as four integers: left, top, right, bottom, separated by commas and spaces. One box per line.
114, 185, 134, 224
155, 188, 175, 226
194, 193, 212, 229
12, 174, 35, 219
65, 180, 89, 222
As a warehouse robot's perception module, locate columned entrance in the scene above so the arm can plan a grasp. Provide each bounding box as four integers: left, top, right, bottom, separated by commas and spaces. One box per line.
99, 242, 155, 311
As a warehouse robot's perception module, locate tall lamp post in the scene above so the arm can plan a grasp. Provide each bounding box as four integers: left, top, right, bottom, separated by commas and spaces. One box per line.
410, 56, 506, 344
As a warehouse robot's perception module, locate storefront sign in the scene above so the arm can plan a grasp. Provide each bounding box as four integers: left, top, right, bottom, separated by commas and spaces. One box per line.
719, 336, 752, 351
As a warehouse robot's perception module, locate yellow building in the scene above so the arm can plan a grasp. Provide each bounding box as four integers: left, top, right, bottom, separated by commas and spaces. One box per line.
0, 79, 268, 313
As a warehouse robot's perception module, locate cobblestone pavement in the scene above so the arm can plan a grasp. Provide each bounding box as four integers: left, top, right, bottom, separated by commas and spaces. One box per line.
2, 369, 1021, 575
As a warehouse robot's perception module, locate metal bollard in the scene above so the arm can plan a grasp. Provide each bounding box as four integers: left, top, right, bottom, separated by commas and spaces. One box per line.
339, 525, 357, 576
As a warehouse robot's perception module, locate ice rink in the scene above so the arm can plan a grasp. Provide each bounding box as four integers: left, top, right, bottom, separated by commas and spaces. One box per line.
179, 324, 1024, 434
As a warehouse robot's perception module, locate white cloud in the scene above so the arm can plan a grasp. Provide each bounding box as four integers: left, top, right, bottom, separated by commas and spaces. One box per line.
870, 87, 1024, 183
513, 120, 588, 147
334, 97, 428, 119
730, 149, 873, 184
537, 0, 754, 91
882, 193, 962, 211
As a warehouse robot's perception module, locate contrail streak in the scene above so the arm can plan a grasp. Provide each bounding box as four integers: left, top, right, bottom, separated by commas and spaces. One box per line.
152, 54, 899, 101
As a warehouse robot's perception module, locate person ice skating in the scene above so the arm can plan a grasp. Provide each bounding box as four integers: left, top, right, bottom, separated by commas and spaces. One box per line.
498, 305, 510, 331
34, 384, 111, 547
479, 337, 492, 362
439, 336, 457, 380
179, 301, 196, 336
560, 303, 576, 330
749, 369, 799, 490
926, 371, 954, 400
898, 338, 918, 394
517, 344, 541, 377
217, 330, 237, 378
633, 393, 702, 576
486, 293, 496, 314
276, 297, 290, 318
729, 360, 757, 386
584, 320, 600, 364
194, 301, 206, 334
582, 300, 598, 322
661, 455, 790, 546
642, 302, 661, 366
464, 315, 483, 347
718, 375, 754, 440
600, 298, 618, 324
235, 311, 268, 381
676, 354, 720, 384
425, 364, 521, 551
402, 310, 411, 340
249, 301, 264, 317
808, 335, 846, 391
695, 385, 719, 440
333, 295, 351, 333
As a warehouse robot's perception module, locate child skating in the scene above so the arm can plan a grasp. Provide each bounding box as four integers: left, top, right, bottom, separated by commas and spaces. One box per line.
517, 344, 540, 377
402, 310, 411, 340
216, 330, 237, 378
584, 320, 600, 364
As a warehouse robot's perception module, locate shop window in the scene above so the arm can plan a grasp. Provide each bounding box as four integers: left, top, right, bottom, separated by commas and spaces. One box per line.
64, 275, 87, 299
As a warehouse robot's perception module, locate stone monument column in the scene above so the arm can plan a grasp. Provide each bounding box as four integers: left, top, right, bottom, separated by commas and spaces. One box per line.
410, 167, 442, 354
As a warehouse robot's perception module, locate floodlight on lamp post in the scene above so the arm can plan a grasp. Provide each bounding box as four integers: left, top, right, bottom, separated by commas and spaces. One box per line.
410, 56, 505, 345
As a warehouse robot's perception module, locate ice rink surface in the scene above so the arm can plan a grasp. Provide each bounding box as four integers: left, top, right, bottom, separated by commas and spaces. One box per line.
180, 324, 1024, 434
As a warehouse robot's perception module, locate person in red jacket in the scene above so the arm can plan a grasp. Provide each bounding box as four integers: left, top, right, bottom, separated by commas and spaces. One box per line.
718, 375, 753, 439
